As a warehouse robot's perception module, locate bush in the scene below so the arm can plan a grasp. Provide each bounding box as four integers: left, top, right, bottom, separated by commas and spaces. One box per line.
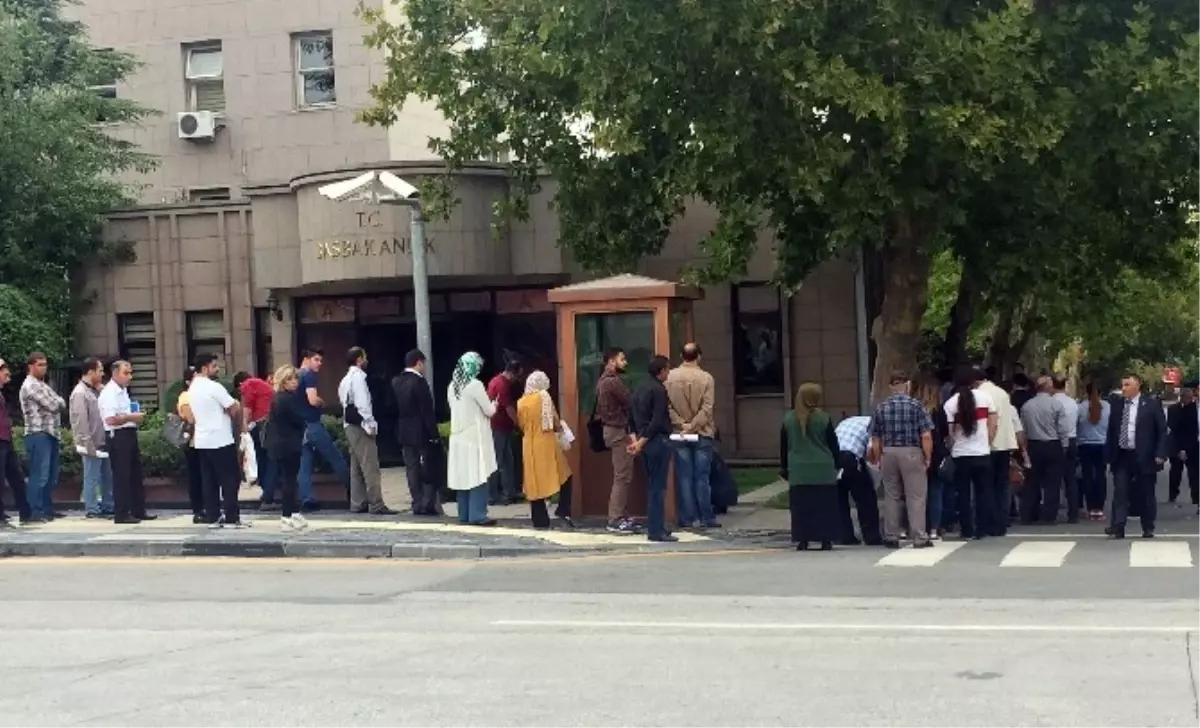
9, 426, 185, 479
160, 376, 235, 418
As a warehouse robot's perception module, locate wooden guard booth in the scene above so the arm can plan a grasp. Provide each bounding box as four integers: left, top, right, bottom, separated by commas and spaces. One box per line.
547, 275, 703, 519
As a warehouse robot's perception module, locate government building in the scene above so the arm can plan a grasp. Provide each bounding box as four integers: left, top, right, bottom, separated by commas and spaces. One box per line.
70, 0, 869, 461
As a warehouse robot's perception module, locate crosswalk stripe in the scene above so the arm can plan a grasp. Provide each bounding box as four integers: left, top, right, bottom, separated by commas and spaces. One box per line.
999, 541, 1076, 568
875, 541, 965, 567
1129, 541, 1193, 568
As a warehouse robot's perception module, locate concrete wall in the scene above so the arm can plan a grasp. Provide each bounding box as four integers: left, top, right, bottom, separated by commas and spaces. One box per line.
69, 0, 451, 202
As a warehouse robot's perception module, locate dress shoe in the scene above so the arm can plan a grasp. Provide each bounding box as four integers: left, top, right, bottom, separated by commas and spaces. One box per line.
192, 515, 207, 524
819, 541, 833, 551
350, 506, 369, 514
369, 507, 399, 516
881, 540, 901, 549
1104, 526, 1125, 539
135, 514, 158, 521
913, 540, 935, 548
470, 518, 498, 527
1141, 530, 1155, 539
649, 533, 679, 543
85, 512, 109, 520
52, 511, 68, 519
20, 516, 48, 525
113, 517, 141, 525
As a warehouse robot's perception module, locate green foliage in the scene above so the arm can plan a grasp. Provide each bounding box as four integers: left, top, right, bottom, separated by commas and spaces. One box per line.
362, 0, 1198, 386
0, 0, 156, 358
0, 285, 66, 365
160, 376, 235, 418
10, 426, 182, 479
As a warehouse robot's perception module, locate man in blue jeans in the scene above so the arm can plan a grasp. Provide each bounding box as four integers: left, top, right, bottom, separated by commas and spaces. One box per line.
296, 348, 349, 511
665, 343, 719, 529
630, 355, 676, 542
19, 352, 66, 521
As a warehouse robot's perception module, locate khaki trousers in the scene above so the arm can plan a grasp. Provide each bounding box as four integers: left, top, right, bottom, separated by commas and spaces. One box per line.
604, 425, 634, 521
881, 446, 928, 542
346, 425, 384, 511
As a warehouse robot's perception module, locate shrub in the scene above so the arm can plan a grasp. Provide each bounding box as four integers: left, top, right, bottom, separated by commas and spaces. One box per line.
160, 376, 235, 418
11, 426, 186, 480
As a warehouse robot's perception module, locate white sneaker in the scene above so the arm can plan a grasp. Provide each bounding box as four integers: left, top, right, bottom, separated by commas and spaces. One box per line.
281, 516, 295, 533
289, 513, 309, 531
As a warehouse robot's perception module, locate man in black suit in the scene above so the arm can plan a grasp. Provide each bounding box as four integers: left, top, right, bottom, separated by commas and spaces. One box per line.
1167, 384, 1199, 509
391, 349, 441, 516
1105, 374, 1169, 538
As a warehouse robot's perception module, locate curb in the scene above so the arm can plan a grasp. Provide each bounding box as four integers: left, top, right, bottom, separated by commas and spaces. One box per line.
0, 538, 566, 561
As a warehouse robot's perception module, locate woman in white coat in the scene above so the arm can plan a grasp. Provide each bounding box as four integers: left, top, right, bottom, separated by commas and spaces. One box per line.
446, 351, 498, 526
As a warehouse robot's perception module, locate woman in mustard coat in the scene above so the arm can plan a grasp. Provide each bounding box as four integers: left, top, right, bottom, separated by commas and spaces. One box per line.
517, 370, 575, 529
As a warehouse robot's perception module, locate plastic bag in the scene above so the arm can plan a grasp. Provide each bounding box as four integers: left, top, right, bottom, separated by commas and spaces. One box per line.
239, 431, 258, 484
557, 422, 575, 451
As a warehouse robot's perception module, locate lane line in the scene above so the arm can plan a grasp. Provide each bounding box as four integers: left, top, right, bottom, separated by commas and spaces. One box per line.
1130, 541, 1194, 568
491, 619, 1197, 634
1000, 541, 1076, 568
875, 541, 965, 567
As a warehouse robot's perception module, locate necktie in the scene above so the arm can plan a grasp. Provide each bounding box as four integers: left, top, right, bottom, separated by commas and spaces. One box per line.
1119, 400, 1133, 449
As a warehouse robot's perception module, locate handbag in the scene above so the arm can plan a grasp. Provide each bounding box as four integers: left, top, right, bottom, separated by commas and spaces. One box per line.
586, 399, 608, 453
343, 379, 364, 426
163, 413, 190, 448
937, 456, 956, 484
1008, 456, 1027, 489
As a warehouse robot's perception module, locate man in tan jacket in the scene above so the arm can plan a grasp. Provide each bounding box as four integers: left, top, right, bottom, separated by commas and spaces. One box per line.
665, 343, 719, 528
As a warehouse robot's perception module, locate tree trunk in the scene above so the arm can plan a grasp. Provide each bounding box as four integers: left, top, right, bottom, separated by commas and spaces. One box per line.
940, 268, 979, 368
1005, 305, 1039, 374
987, 307, 1015, 378
869, 215, 932, 405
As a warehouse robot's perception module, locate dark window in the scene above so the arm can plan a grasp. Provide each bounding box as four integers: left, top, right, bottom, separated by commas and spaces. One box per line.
117, 313, 160, 410
732, 284, 784, 395
186, 310, 226, 370
187, 186, 231, 202
253, 307, 274, 377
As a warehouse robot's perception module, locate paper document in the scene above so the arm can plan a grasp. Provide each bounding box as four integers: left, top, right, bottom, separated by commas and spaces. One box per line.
669, 434, 700, 442
76, 446, 109, 459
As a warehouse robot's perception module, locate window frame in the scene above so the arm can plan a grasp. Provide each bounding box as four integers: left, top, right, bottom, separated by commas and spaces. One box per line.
292, 31, 336, 109
184, 42, 225, 113
731, 283, 786, 396
116, 312, 160, 410
187, 186, 232, 202
253, 307, 274, 378
185, 310, 227, 368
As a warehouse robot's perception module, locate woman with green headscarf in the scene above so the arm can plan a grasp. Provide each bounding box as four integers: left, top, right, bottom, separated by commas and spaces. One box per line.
446, 351, 498, 525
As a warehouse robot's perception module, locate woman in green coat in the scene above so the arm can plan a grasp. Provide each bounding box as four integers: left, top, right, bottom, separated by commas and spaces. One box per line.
780, 382, 844, 551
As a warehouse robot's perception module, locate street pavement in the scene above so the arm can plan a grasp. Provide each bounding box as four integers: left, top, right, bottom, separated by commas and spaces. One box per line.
0, 532, 1196, 727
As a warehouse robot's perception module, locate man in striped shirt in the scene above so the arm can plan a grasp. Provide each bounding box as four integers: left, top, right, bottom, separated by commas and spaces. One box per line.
835, 415, 882, 545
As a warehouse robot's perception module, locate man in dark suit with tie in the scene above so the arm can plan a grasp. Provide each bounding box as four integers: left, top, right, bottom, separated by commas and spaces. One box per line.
1105, 374, 1169, 538
391, 349, 442, 516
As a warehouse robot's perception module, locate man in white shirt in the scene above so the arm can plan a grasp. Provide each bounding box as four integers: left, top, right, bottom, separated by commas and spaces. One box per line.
189, 353, 243, 527
1052, 376, 1082, 523
338, 347, 395, 515
979, 369, 1017, 535
98, 360, 154, 524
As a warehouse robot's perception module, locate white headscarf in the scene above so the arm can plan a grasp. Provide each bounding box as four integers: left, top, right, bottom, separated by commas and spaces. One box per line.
524, 370, 556, 432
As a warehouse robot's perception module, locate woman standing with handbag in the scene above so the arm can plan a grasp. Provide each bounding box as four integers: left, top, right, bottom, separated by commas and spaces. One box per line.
518, 370, 576, 529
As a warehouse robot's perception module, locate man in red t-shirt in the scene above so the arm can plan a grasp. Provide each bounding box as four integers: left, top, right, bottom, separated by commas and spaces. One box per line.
233, 371, 276, 509
486, 359, 523, 504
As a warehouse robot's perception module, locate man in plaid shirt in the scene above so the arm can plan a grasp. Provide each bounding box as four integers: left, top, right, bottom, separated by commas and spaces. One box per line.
19, 352, 65, 521
834, 415, 882, 545
870, 369, 934, 548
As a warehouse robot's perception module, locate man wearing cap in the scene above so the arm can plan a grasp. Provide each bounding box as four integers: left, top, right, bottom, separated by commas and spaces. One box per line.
0, 359, 33, 525
869, 370, 934, 548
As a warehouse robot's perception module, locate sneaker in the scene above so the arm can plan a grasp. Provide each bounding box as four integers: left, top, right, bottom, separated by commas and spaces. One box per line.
281, 516, 296, 533
208, 517, 225, 530
289, 513, 309, 530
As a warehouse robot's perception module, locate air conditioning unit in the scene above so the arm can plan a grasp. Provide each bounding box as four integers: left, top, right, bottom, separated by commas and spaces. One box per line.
177, 111, 217, 141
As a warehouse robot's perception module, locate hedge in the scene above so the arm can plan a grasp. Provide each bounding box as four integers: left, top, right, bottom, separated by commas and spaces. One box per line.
10, 414, 351, 480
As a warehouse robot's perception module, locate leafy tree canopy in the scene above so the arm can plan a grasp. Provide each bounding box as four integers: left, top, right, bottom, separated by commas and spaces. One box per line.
0, 0, 155, 362
363, 0, 1197, 398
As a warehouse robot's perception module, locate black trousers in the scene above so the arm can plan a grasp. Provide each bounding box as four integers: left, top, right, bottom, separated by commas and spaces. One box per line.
108, 428, 145, 519
1180, 446, 1200, 503
273, 452, 301, 518
1078, 444, 1108, 511
1024, 440, 1065, 524
0, 440, 31, 520
989, 450, 1013, 536
198, 444, 241, 524
184, 446, 204, 516
1111, 449, 1157, 534
1166, 453, 1185, 503
953, 454, 993, 538
403, 444, 442, 515
1061, 438, 1080, 522
530, 476, 574, 528
836, 451, 882, 543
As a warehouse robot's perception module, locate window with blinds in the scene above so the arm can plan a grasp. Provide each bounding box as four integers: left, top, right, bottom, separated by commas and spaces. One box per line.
185, 44, 225, 113
186, 310, 227, 371
117, 313, 160, 411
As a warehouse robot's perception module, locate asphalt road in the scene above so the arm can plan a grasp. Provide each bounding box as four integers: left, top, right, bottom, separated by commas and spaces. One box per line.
0, 533, 1197, 728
